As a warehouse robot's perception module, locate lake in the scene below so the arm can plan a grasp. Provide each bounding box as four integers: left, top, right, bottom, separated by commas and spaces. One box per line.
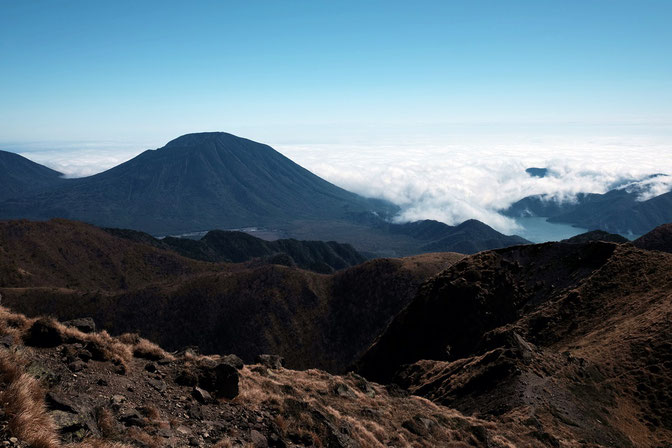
514, 217, 590, 243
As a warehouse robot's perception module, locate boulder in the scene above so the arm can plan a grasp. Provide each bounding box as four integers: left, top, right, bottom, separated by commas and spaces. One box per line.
24, 318, 63, 347
192, 386, 212, 404
214, 362, 239, 399
221, 354, 245, 370
194, 361, 239, 399
63, 317, 96, 334
176, 369, 198, 387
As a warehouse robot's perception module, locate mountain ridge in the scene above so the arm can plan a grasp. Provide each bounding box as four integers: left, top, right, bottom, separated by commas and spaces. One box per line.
0, 133, 530, 256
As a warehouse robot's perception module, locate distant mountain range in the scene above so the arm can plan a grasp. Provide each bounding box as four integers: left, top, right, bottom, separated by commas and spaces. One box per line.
505, 173, 672, 236
0, 218, 464, 372
105, 227, 366, 274
0, 132, 529, 255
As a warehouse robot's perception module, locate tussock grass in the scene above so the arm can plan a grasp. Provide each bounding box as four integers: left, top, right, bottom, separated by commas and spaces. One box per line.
131, 338, 174, 361
0, 306, 32, 341
212, 439, 233, 448
0, 308, 146, 448
236, 365, 518, 448
0, 349, 60, 448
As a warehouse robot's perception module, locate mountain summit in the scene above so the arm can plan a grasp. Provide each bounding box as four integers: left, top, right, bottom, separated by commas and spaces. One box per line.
0, 132, 394, 234
0, 133, 529, 255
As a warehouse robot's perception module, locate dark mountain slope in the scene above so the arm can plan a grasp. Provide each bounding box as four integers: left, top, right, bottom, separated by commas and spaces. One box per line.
357, 241, 618, 382
4, 253, 463, 372
0, 134, 530, 256
105, 227, 366, 273
0, 150, 64, 201
633, 222, 672, 253
420, 219, 529, 253
0, 132, 395, 234
357, 242, 672, 446
548, 190, 672, 235
347, 213, 530, 254
504, 185, 672, 235
0, 219, 222, 290
0, 219, 463, 372
561, 229, 629, 244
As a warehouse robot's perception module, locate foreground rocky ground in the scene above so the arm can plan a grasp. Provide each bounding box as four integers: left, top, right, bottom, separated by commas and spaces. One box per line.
2, 223, 672, 447
0, 309, 549, 447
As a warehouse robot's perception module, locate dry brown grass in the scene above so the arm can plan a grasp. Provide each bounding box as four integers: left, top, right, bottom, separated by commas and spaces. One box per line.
0, 308, 154, 448
126, 428, 162, 448
212, 439, 233, 448
0, 349, 60, 448
76, 440, 134, 448
96, 407, 119, 439
131, 338, 174, 361
57, 322, 133, 366
235, 366, 527, 448
273, 414, 289, 433
0, 306, 34, 341
0, 347, 138, 448
0, 306, 140, 372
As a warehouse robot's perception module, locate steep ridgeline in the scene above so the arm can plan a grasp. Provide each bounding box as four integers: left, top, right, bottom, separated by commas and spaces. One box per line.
357, 238, 672, 447
0, 133, 395, 234
0, 219, 463, 372
0, 150, 65, 201
105, 227, 366, 274
0, 133, 529, 256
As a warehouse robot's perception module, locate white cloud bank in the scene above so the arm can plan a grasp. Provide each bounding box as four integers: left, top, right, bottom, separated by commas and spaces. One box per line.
12, 141, 155, 178
6, 132, 672, 235
277, 135, 672, 234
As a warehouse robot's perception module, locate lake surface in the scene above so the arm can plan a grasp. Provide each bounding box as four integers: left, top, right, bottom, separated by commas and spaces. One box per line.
514, 217, 590, 243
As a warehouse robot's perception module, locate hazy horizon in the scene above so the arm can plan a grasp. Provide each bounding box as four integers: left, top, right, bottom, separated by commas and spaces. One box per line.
2, 0, 671, 234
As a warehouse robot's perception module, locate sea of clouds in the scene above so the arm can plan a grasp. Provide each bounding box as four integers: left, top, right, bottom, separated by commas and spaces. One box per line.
8, 132, 672, 235
276, 135, 672, 234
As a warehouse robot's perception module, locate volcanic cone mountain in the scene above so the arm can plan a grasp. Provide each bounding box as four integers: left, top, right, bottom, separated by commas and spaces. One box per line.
0, 133, 529, 256
0, 133, 394, 235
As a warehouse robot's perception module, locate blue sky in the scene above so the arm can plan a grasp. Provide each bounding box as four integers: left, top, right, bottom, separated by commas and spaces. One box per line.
1, 0, 671, 144
2, 1, 672, 233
